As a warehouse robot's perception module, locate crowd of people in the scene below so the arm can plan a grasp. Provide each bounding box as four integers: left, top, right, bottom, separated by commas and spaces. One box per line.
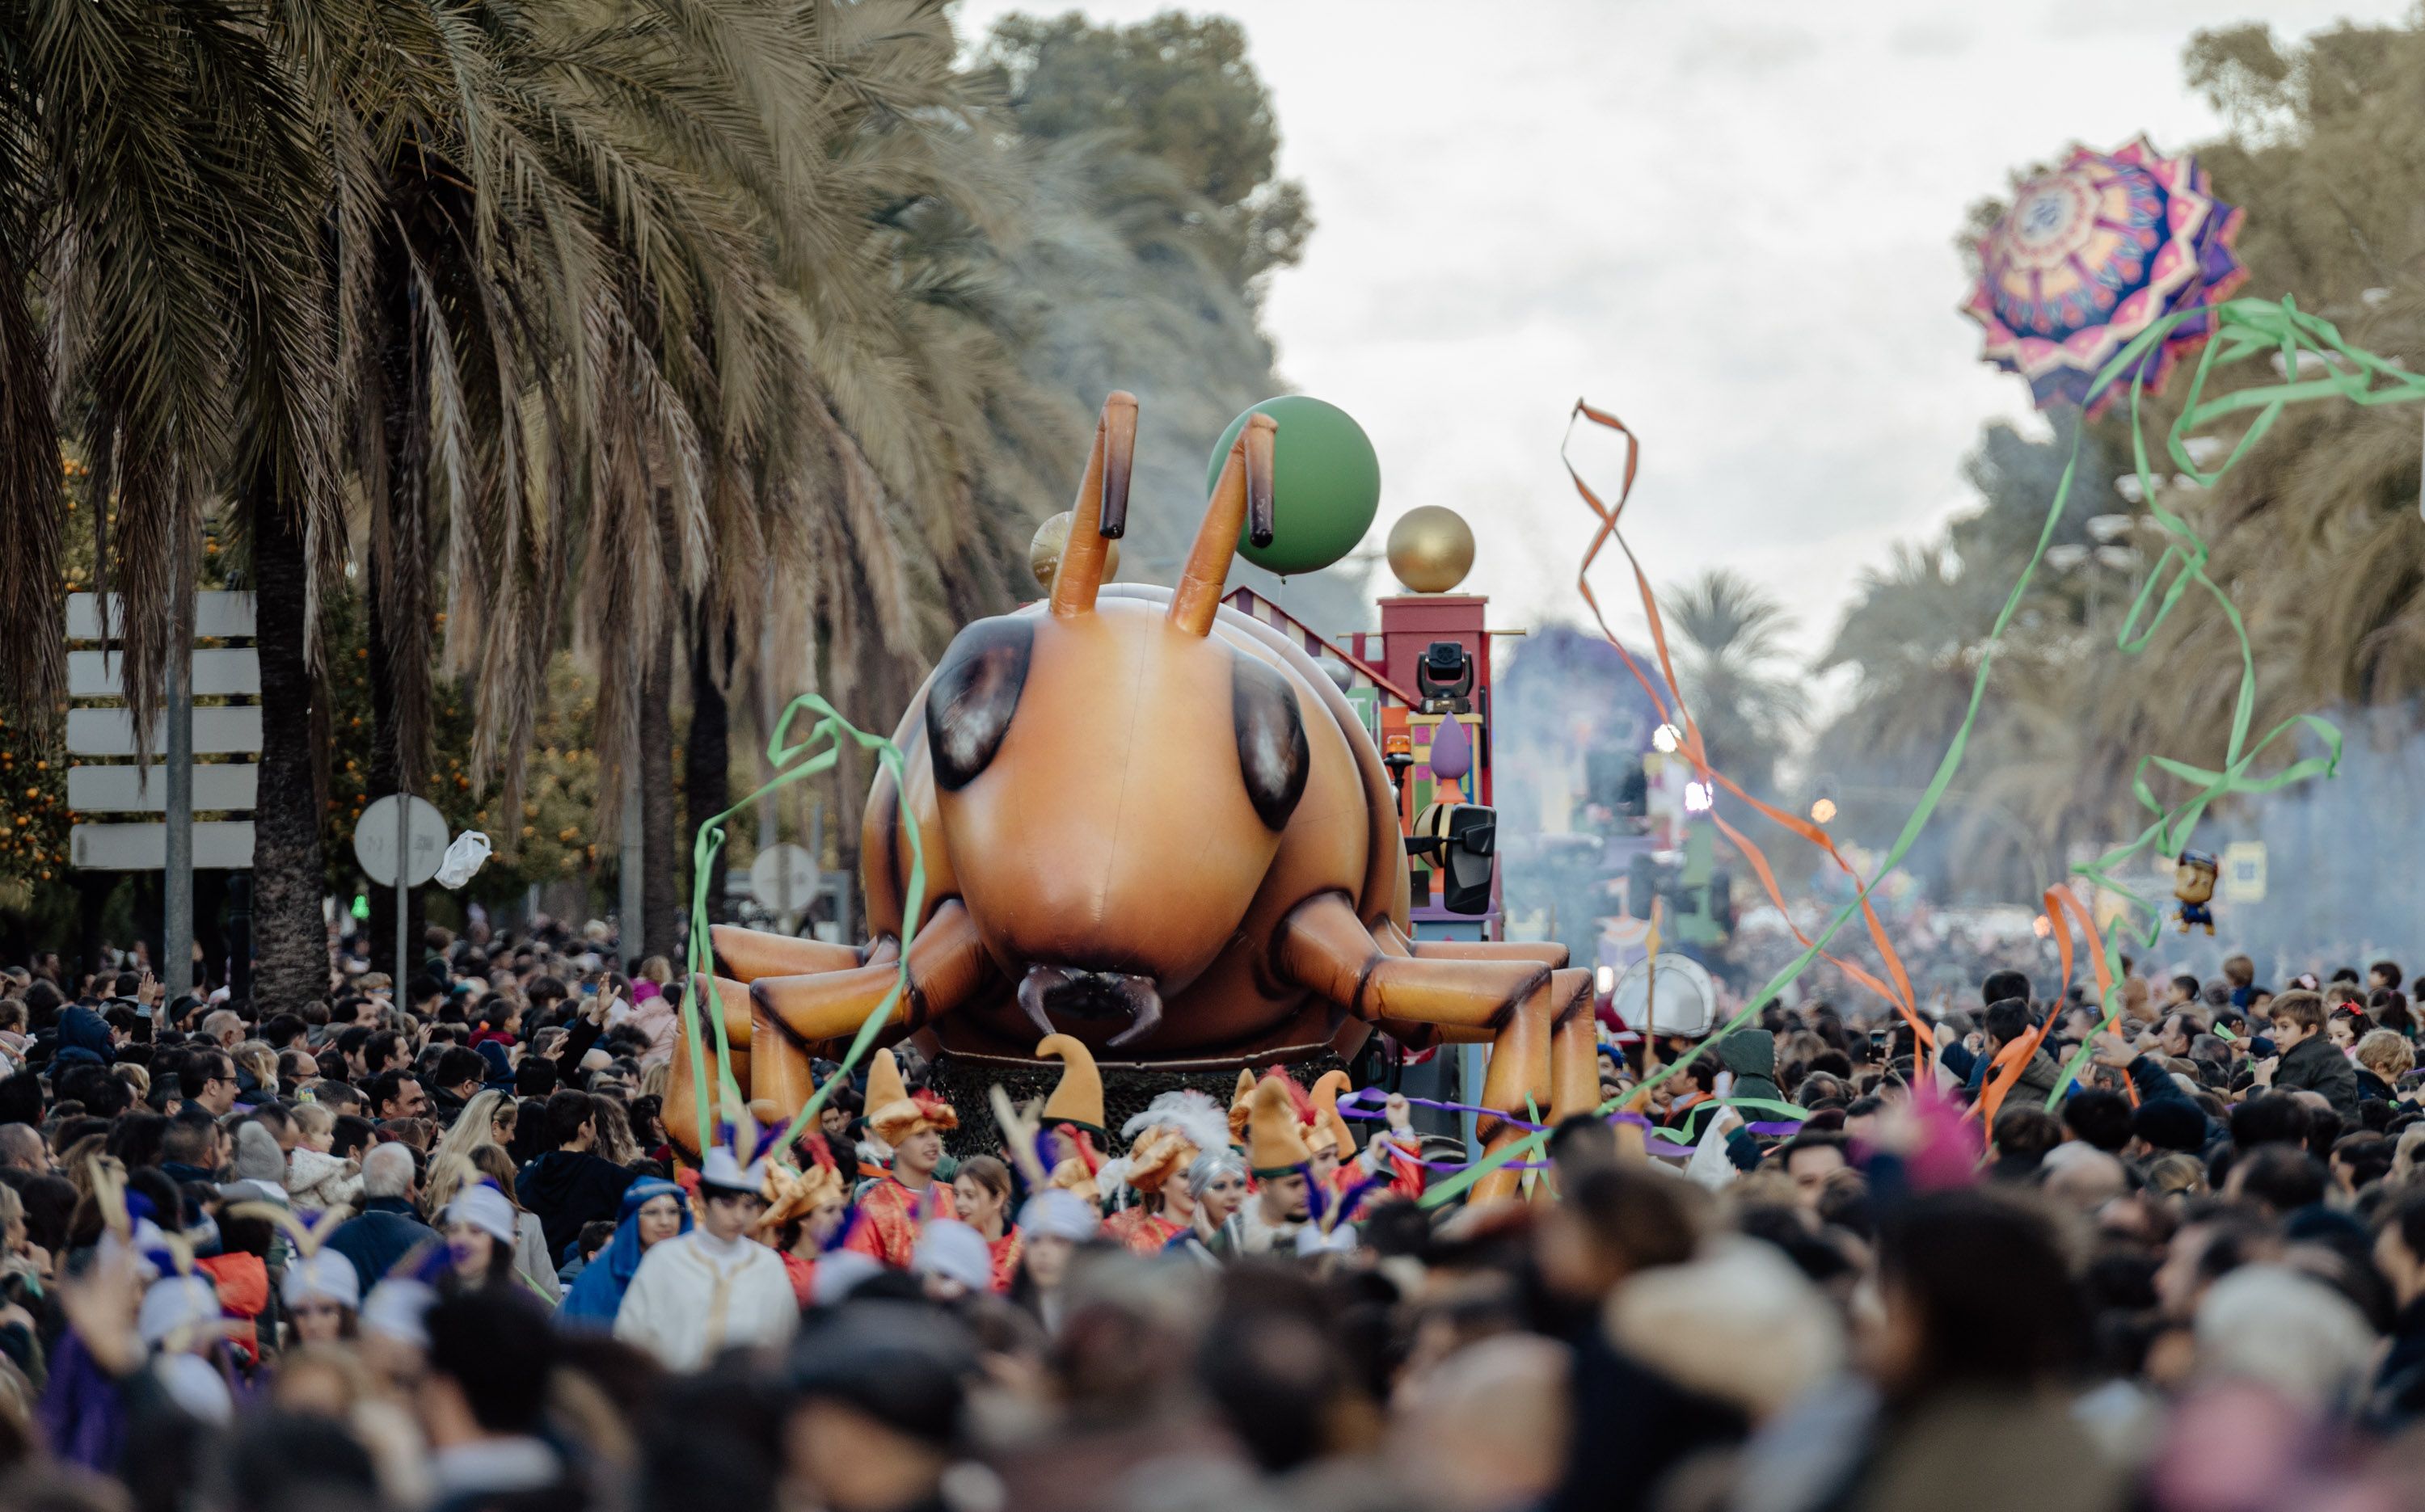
3, 920, 2425, 1511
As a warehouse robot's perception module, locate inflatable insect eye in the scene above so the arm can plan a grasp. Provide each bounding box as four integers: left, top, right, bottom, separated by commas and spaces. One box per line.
926, 617, 1034, 791
1232, 655, 1309, 830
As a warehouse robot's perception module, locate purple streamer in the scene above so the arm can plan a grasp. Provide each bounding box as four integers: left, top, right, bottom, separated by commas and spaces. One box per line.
1335, 1086, 1799, 1160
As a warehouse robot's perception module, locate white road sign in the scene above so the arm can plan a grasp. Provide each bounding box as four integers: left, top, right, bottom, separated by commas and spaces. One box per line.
66, 705, 263, 757
67, 591, 256, 641
68, 764, 259, 814
749, 842, 821, 918
68, 647, 261, 699
352, 794, 451, 887
71, 821, 255, 870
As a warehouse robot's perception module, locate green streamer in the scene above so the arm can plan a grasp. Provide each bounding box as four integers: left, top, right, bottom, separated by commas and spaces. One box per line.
1428, 296, 2393, 1208
1674, 1096, 1813, 1138
677, 695, 926, 1164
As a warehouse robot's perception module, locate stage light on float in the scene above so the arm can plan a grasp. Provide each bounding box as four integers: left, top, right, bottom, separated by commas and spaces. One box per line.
1595, 964, 1616, 996
1810, 798, 1837, 824
1652, 723, 1682, 754
1683, 781, 1714, 814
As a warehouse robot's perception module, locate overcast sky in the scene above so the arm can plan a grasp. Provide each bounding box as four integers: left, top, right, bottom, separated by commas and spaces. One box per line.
958, 0, 2410, 659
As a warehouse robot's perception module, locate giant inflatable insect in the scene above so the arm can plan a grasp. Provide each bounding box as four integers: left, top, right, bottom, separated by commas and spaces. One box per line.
671, 394, 1594, 1199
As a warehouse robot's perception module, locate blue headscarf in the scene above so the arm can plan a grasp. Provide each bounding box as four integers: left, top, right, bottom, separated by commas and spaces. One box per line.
557, 1179, 689, 1327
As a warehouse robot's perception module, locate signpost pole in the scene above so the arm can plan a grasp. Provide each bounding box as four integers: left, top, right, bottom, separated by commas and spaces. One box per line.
163, 544, 195, 1000
394, 774, 410, 986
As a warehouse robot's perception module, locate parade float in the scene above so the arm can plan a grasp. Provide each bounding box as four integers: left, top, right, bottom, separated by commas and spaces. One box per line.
668, 393, 1587, 1200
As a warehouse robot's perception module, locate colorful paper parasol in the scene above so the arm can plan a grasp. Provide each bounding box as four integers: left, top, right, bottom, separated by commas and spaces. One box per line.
1963, 136, 2246, 414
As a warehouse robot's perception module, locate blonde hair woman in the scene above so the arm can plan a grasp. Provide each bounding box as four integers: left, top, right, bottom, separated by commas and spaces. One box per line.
430, 1088, 512, 1169
472, 1144, 559, 1302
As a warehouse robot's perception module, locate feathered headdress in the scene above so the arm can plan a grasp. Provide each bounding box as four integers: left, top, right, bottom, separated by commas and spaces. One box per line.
1103, 1090, 1231, 1197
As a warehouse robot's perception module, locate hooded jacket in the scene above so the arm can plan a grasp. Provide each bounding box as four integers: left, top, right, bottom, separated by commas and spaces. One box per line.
1714, 1031, 1785, 1108
472, 1040, 517, 1089
52, 1008, 111, 1068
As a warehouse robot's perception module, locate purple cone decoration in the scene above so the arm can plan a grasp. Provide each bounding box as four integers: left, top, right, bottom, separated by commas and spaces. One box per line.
1428, 715, 1473, 782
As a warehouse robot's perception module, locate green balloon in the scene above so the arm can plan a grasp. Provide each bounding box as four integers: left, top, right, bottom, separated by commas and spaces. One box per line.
1206, 395, 1381, 576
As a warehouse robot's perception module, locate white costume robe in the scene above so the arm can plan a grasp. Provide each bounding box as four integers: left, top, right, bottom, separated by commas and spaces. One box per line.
613, 1228, 799, 1371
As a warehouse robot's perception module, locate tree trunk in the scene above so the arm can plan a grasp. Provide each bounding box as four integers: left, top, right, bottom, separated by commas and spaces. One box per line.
639, 617, 681, 962
683, 604, 731, 924
250, 471, 330, 1011
812, 613, 864, 943
365, 585, 425, 986
832, 741, 862, 942
366, 250, 428, 989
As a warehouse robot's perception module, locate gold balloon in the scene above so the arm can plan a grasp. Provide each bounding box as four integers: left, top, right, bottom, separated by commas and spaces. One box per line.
1030, 511, 1120, 594
1385, 506, 1475, 594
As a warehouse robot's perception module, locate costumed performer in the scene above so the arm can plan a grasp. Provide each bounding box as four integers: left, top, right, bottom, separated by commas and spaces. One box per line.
139, 1270, 235, 1426
1239, 1076, 1315, 1255
1309, 1072, 1426, 1215
614, 1127, 798, 1370
1099, 1090, 1231, 1256
557, 1178, 688, 1328
1169, 1148, 1250, 1266
226, 1202, 361, 1346
911, 1220, 997, 1302
281, 1249, 362, 1346
1010, 1188, 1099, 1337
949, 1155, 1022, 1292
845, 1049, 959, 1268
1035, 1036, 1107, 1205
439, 1182, 550, 1304
756, 1139, 850, 1308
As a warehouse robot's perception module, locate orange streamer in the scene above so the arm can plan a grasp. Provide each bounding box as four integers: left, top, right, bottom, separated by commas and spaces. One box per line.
1564, 402, 1937, 1055
1973, 887, 2119, 1125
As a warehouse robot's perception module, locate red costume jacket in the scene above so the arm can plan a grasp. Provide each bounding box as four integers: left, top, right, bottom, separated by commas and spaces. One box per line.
845, 1176, 957, 1269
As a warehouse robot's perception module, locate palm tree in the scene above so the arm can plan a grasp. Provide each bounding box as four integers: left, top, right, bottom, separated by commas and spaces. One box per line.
579, 0, 1078, 950
1664, 569, 1803, 798
0, 0, 335, 728
0, 0, 339, 1005
260, 0, 918, 970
